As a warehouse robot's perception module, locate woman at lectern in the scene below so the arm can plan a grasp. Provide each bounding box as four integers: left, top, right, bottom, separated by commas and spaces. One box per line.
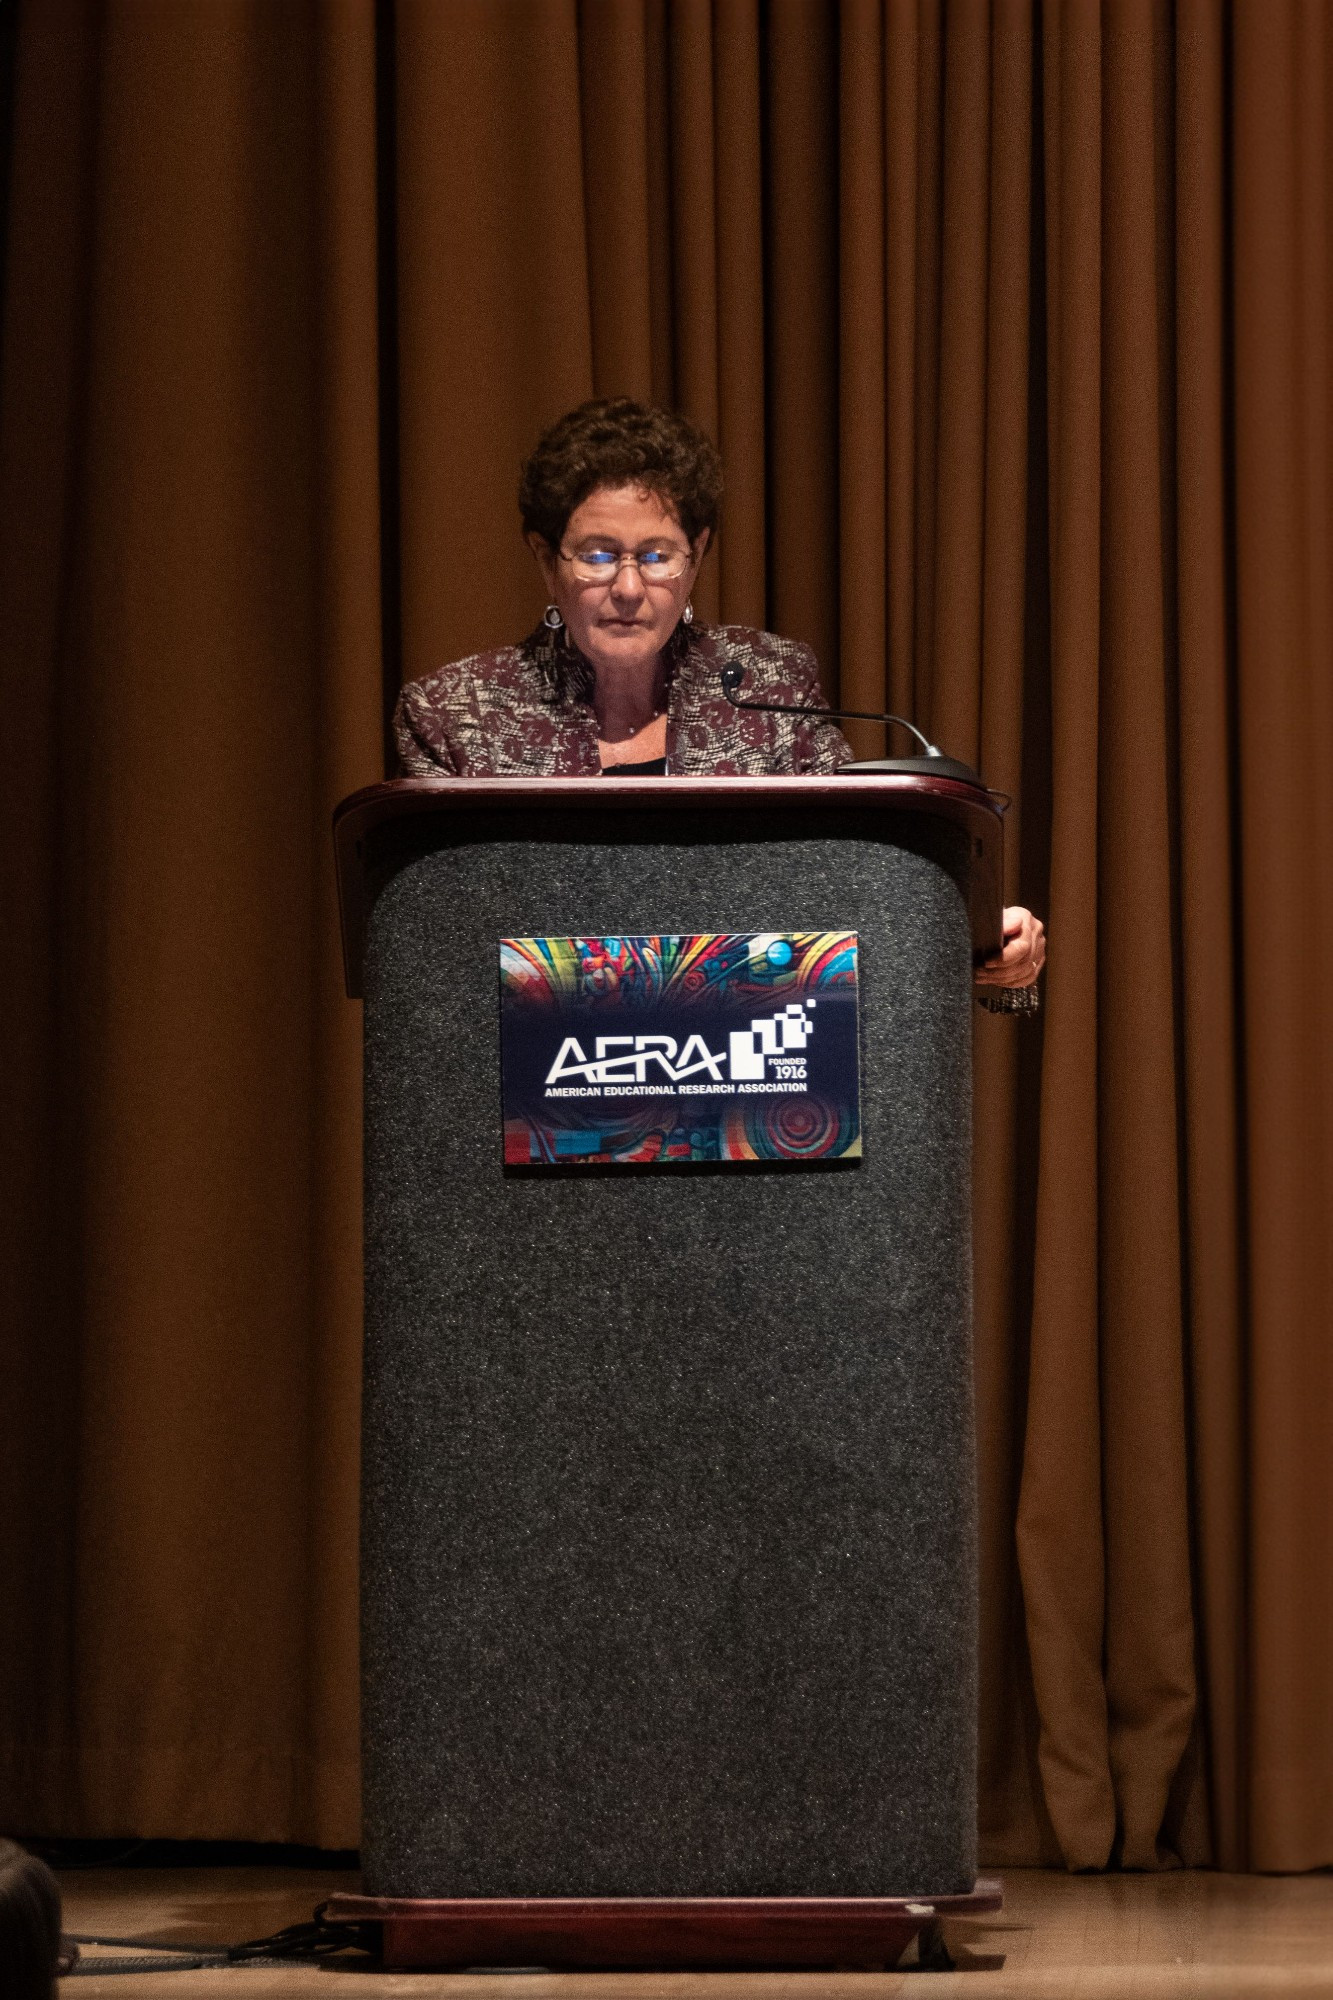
394, 397, 1044, 997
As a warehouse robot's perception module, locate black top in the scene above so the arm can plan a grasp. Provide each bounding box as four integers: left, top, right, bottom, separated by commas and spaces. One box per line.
600, 756, 668, 777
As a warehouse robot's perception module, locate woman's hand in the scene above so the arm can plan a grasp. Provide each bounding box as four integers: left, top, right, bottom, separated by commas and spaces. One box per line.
975, 905, 1046, 988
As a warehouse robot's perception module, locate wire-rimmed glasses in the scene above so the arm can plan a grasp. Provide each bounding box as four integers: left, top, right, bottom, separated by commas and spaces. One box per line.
558, 543, 693, 585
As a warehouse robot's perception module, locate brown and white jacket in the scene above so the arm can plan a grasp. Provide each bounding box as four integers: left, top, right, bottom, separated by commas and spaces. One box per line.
393, 622, 853, 778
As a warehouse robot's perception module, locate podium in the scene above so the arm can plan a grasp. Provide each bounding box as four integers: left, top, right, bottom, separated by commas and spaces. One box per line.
328, 774, 1004, 1970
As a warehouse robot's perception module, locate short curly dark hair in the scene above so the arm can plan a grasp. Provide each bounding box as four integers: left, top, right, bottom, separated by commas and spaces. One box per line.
519, 398, 723, 551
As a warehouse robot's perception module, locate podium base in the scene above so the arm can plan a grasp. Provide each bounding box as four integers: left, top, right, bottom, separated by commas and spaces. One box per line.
324, 1883, 1002, 1971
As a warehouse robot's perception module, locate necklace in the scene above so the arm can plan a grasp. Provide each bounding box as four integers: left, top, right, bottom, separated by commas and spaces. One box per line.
601, 707, 665, 744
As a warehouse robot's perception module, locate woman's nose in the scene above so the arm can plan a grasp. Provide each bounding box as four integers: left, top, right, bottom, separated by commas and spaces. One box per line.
609, 557, 646, 605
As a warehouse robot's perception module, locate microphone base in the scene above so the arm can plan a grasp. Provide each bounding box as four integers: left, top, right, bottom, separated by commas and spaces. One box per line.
837, 755, 983, 785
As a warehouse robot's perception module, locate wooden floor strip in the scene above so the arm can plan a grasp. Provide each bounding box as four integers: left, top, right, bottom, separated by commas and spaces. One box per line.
55, 1865, 1333, 1997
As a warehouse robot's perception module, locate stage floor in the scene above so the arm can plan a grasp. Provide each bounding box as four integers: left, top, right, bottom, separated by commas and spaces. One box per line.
58, 1864, 1333, 1996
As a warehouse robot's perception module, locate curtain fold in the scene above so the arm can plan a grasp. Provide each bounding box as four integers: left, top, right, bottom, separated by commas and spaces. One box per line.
1174, 0, 1247, 1876
1019, 0, 1197, 1873
0, 0, 378, 1846
1229, 0, 1333, 1873
2, 0, 1329, 1872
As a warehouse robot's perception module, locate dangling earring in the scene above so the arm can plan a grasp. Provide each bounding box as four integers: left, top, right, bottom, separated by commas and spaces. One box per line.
543, 603, 563, 630
682, 601, 694, 625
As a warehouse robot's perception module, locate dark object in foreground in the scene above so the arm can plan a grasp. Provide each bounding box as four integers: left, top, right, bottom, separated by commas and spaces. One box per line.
0, 1841, 67, 1995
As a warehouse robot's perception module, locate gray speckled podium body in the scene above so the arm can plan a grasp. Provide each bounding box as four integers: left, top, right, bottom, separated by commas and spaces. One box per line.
352, 780, 988, 1902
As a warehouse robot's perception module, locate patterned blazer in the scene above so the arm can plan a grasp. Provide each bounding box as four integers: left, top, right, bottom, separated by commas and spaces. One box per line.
393, 622, 853, 777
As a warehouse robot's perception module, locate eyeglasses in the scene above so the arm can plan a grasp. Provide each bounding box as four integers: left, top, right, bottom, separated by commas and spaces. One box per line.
558, 543, 693, 584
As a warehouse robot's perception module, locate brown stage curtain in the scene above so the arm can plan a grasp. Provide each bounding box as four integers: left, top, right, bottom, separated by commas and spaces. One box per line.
1, 0, 1329, 1872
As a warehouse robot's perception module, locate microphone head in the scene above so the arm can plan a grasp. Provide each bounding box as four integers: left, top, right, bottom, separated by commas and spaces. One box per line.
720, 664, 744, 696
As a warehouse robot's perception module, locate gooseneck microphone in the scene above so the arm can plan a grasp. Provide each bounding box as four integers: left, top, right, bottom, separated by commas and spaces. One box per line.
719, 663, 983, 784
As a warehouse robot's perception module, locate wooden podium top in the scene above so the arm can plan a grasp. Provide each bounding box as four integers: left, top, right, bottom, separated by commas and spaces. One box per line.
333, 772, 1005, 999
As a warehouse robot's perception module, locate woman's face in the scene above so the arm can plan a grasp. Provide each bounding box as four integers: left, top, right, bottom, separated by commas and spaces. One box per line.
530, 484, 708, 681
